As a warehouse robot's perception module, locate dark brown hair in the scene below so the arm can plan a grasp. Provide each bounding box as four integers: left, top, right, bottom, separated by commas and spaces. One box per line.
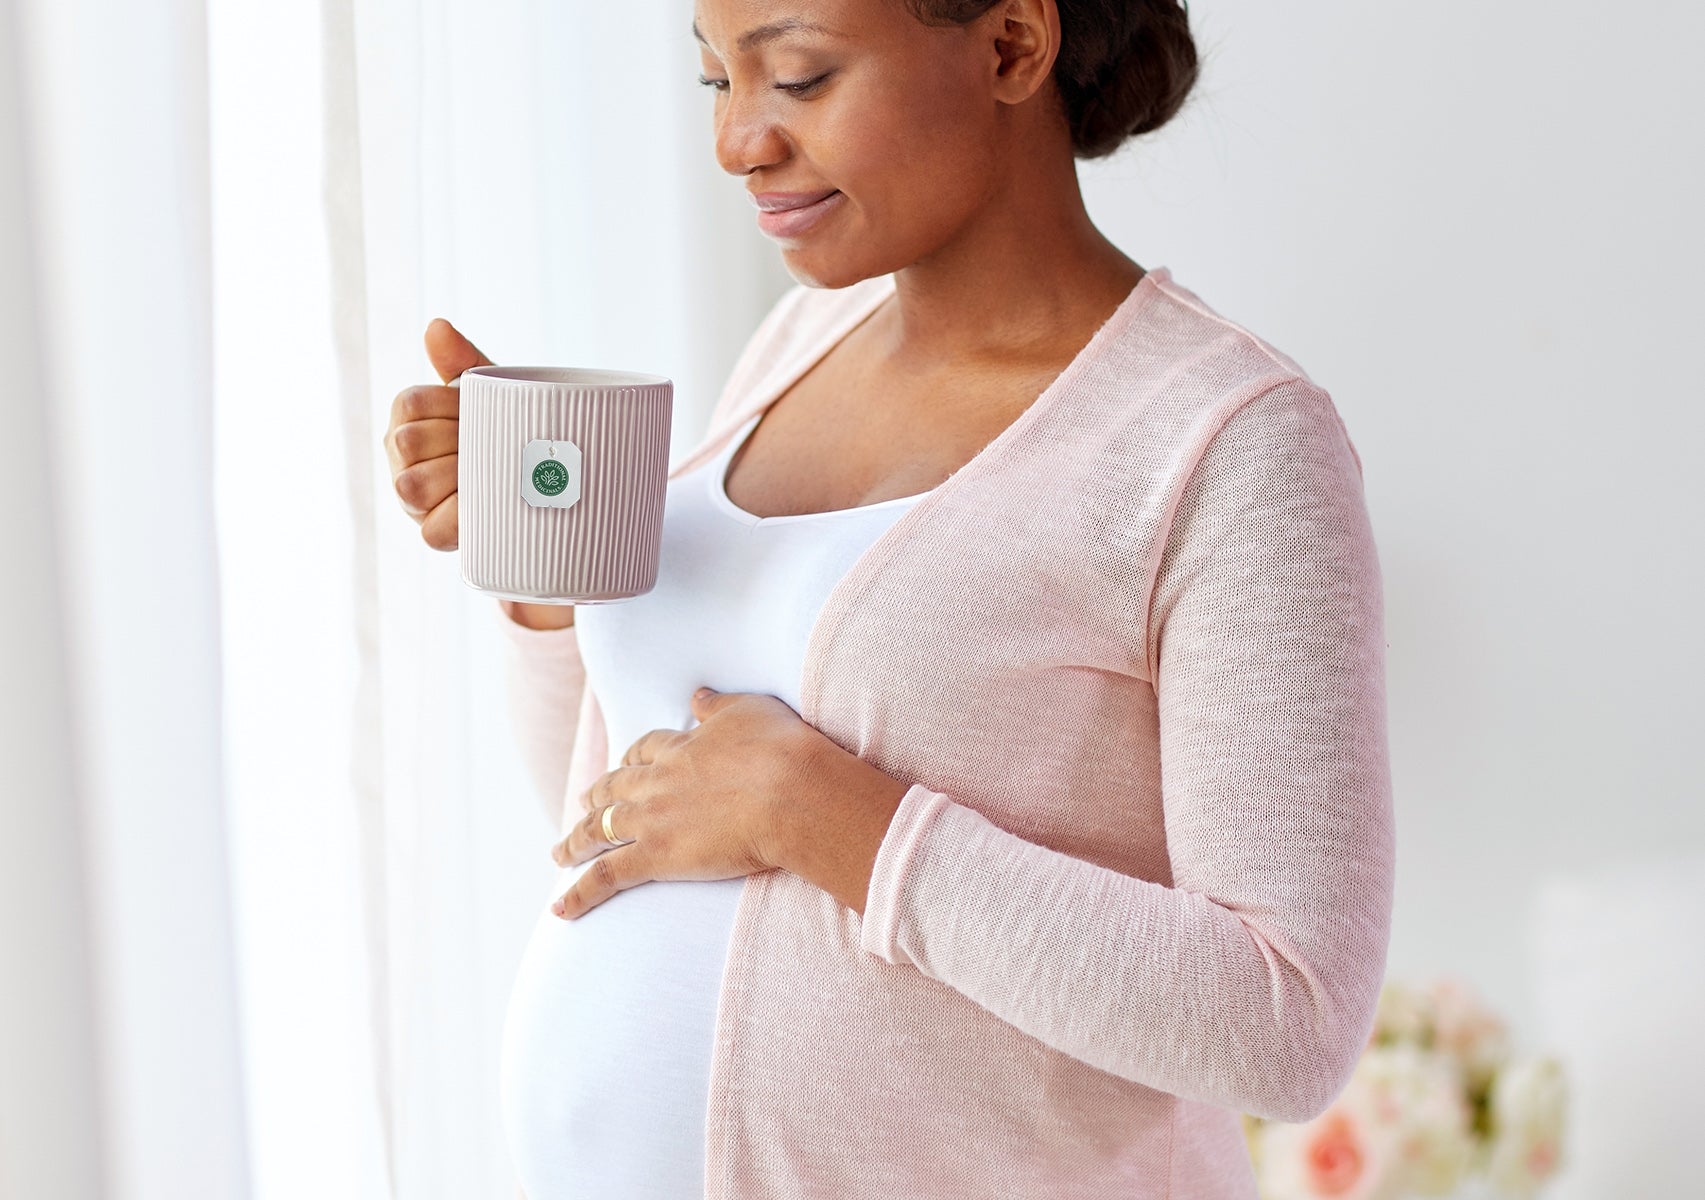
903, 0, 1198, 159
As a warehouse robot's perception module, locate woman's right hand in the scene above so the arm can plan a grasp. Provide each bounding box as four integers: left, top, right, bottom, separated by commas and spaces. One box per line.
385, 317, 489, 551
385, 318, 574, 630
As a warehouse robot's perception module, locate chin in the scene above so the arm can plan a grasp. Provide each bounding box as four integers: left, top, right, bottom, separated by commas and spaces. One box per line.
780, 257, 858, 291
779, 246, 894, 292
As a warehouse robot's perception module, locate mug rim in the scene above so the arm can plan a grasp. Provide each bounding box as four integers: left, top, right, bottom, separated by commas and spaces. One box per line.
462, 364, 671, 389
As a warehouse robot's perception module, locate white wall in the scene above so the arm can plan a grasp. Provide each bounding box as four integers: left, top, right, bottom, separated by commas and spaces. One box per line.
1075, 0, 1701, 1189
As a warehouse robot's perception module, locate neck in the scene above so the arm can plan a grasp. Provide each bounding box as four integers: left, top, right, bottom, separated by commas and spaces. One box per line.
880, 157, 1146, 369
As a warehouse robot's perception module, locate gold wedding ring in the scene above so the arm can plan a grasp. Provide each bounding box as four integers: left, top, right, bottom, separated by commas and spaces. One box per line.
600, 804, 623, 845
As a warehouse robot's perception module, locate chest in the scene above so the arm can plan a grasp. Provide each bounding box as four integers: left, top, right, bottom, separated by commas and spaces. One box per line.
722, 335, 1066, 521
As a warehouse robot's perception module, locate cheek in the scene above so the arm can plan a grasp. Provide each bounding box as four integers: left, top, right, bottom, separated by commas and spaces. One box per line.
826, 70, 996, 212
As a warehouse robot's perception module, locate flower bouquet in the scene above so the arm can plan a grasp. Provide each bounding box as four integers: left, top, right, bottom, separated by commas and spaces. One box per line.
1241, 976, 1568, 1199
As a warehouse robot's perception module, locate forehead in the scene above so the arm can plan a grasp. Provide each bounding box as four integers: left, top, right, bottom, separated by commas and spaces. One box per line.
691, 0, 874, 55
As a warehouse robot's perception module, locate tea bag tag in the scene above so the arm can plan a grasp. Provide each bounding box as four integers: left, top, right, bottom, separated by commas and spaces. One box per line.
520, 439, 582, 509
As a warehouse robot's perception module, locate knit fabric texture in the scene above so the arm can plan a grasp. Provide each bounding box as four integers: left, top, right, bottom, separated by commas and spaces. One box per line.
495, 266, 1395, 1199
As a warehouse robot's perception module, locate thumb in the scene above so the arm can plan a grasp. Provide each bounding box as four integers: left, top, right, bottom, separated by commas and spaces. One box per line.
424, 317, 494, 384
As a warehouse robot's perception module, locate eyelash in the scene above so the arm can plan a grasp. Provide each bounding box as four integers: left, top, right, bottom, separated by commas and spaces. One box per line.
697, 73, 828, 97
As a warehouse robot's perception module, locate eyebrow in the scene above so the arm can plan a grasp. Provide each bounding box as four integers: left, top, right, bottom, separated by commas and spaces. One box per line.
691, 16, 838, 53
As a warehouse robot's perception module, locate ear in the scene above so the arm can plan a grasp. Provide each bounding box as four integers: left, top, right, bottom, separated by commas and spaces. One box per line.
984, 0, 1060, 105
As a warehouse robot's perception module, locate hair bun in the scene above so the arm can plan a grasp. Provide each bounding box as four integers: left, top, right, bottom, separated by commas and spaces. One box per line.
1056, 1, 1199, 158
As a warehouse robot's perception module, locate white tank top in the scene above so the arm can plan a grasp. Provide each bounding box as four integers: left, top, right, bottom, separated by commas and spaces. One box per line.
499, 409, 932, 1199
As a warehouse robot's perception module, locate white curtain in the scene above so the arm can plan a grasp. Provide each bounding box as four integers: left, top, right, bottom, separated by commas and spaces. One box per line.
3, 0, 250, 1197
0, 3, 111, 1196
1, 0, 785, 1193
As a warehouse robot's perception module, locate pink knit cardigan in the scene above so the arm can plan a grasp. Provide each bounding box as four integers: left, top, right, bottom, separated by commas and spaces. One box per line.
496, 266, 1396, 1198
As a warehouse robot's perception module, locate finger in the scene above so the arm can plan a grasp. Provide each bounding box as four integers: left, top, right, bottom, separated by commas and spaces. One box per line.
388, 417, 459, 469
394, 453, 457, 518
389, 383, 460, 441
620, 728, 688, 768
575, 768, 615, 821
555, 774, 641, 866
553, 845, 646, 920
424, 317, 494, 384
419, 490, 457, 552
385, 388, 459, 476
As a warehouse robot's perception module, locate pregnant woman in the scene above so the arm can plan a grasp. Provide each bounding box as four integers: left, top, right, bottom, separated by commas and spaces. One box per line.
384, 1, 1396, 1196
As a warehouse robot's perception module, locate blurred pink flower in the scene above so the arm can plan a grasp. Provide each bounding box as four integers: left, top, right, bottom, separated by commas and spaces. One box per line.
1361, 1044, 1474, 1194
1256, 1084, 1403, 1200
1427, 976, 1511, 1090
1305, 1111, 1370, 1195
1485, 1056, 1568, 1198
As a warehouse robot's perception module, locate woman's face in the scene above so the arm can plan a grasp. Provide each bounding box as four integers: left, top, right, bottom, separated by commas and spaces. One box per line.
693, 0, 1017, 288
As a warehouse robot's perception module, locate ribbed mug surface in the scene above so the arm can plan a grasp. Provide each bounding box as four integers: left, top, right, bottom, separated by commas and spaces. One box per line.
457, 366, 673, 603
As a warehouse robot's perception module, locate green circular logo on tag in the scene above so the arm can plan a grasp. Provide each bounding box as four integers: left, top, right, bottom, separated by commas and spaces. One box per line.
532, 459, 569, 497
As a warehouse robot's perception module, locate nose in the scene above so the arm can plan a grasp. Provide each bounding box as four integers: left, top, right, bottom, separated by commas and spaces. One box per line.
712, 90, 791, 177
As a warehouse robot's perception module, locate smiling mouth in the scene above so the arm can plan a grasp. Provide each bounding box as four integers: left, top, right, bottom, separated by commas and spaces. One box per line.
751, 189, 839, 212
753, 190, 845, 238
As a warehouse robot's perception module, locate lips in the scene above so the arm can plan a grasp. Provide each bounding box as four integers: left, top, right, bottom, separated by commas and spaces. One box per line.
753, 190, 844, 239
750, 188, 838, 212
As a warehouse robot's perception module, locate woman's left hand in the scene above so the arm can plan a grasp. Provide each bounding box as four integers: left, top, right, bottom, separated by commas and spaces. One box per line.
547, 686, 821, 920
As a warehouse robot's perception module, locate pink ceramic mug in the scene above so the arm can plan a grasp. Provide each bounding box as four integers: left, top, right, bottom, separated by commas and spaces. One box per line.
456, 365, 674, 604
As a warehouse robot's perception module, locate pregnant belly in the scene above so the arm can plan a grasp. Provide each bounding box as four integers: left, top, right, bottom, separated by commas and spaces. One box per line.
499, 861, 745, 1200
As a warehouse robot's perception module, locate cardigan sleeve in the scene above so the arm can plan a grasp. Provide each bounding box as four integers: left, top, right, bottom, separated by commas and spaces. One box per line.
493, 601, 589, 832
856, 379, 1395, 1125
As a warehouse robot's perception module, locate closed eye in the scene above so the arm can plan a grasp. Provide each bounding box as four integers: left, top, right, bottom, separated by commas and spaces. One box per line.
778, 74, 831, 95
697, 73, 830, 97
